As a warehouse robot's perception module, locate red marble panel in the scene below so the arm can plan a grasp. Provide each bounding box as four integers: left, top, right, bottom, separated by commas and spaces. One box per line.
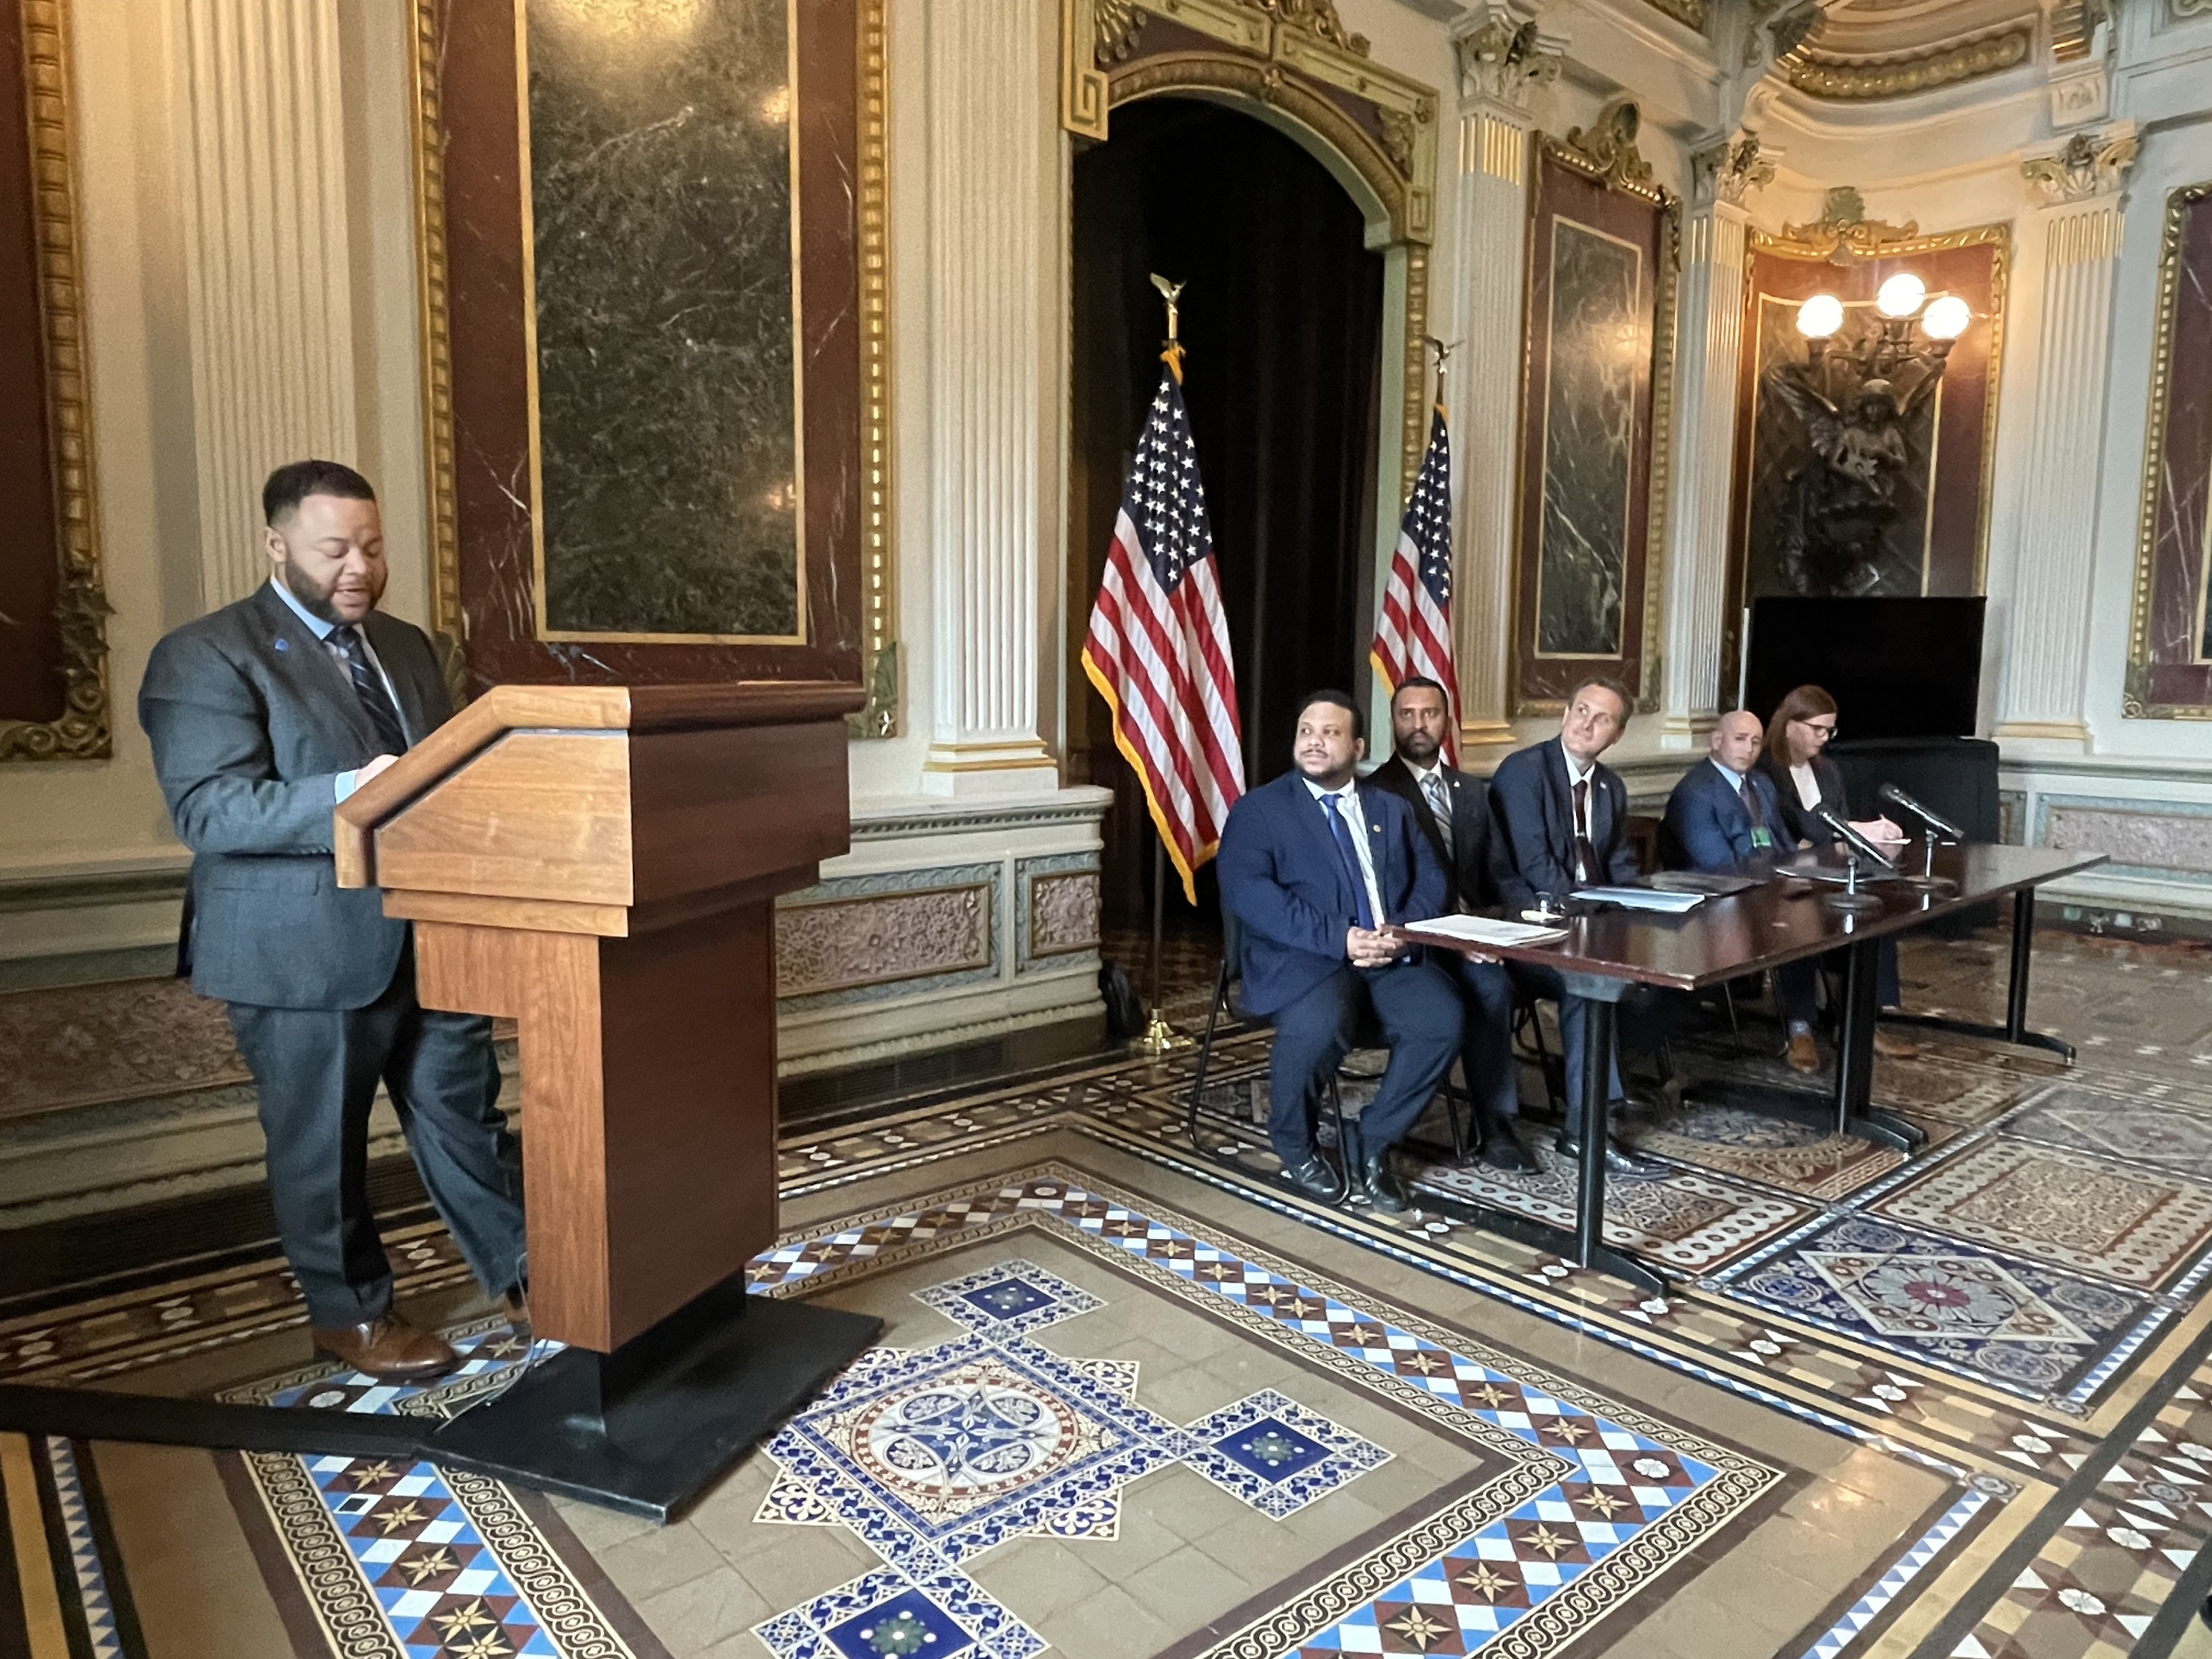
2129, 183, 2212, 717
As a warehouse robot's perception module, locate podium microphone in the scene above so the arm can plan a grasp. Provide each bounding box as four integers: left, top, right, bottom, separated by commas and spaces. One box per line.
1818, 809, 1900, 872
1878, 783, 1964, 841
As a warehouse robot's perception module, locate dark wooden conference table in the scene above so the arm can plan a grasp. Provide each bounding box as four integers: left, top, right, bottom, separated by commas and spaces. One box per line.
1396, 842, 2108, 1295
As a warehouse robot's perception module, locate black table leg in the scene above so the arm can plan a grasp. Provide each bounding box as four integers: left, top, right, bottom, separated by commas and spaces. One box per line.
1407, 991, 1665, 1296
1835, 936, 1924, 1153
1881, 887, 2077, 1061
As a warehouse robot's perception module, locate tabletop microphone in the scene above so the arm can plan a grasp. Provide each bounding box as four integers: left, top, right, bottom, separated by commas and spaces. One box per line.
1818, 808, 1900, 871
1878, 783, 1964, 841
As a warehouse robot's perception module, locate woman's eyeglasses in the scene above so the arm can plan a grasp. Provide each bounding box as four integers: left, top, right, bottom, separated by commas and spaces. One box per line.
1790, 717, 1838, 741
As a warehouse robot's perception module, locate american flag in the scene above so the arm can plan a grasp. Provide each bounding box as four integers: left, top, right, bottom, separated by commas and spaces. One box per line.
1081, 367, 1245, 904
1370, 399, 1461, 767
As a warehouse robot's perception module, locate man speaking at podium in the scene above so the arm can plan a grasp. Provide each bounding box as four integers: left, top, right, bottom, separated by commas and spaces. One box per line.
139, 461, 528, 1383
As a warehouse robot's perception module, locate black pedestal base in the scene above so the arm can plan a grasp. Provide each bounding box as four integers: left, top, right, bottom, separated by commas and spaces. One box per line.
1689, 1078, 1928, 1154
0, 1286, 881, 1525
1881, 1010, 2076, 1062
433, 1285, 880, 1520
1408, 1184, 1670, 1297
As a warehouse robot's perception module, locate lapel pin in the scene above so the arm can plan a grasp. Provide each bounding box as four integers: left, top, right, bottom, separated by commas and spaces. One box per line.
274, 637, 289, 652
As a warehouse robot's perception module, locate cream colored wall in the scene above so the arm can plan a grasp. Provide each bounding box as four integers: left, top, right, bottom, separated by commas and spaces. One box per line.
0, 0, 433, 969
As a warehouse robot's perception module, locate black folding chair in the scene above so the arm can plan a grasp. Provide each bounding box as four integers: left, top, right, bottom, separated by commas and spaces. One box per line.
1186, 918, 1475, 1202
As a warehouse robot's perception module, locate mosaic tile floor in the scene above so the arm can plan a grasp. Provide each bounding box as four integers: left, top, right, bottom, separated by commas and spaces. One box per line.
3, 928, 2212, 1657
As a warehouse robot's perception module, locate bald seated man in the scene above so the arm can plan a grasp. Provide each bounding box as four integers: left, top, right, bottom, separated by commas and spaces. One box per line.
1661, 710, 1785, 873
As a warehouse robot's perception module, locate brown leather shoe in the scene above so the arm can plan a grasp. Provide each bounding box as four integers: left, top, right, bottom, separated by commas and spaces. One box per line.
312, 1316, 460, 1382
1784, 1031, 1820, 1073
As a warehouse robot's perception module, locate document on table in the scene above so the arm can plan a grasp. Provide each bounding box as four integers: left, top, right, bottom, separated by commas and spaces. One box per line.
1405, 914, 1571, 947
1573, 885, 1706, 914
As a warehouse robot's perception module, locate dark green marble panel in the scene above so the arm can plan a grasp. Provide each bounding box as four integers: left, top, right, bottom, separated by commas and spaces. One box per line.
527, 0, 799, 638
1535, 218, 1640, 659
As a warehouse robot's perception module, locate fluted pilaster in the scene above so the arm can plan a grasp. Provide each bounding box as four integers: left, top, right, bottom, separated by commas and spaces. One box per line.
1446, 10, 1559, 749
1660, 134, 1767, 743
920, 0, 1059, 796
171, 0, 357, 608
1996, 126, 2136, 745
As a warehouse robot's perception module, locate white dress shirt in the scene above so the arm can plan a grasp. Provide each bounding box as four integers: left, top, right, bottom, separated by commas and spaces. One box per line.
267, 577, 409, 802
1712, 757, 1746, 794
1789, 761, 1822, 811
1303, 775, 1388, 928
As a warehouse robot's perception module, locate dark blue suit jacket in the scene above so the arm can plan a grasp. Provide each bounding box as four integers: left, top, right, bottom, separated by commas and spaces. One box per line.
1485, 739, 1637, 912
1663, 759, 1784, 872
1217, 771, 1446, 1019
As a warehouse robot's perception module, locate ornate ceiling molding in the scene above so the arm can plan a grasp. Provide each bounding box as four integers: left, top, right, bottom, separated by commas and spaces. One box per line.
1786, 22, 2034, 100
2020, 124, 2139, 206
1637, 0, 1712, 30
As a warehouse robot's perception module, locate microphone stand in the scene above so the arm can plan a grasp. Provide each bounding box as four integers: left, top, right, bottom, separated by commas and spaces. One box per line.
1823, 847, 1885, 912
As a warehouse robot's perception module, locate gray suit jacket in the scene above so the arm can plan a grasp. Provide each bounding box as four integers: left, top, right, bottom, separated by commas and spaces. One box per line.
138, 582, 453, 1010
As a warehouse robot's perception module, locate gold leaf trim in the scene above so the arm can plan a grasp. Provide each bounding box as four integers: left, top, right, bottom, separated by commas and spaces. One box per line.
2125, 178, 2212, 720
2, 0, 111, 763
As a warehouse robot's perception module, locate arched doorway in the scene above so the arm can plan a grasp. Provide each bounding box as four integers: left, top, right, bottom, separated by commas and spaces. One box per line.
1068, 96, 1386, 939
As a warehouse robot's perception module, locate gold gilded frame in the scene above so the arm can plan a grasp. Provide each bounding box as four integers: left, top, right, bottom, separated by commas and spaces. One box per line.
1510, 123, 1681, 716
2125, 178, 2212, 720
406, 0, 896, 711
1745, 218, 2010, 597
1061, 0, 1439, 501
2, 0, 108, 763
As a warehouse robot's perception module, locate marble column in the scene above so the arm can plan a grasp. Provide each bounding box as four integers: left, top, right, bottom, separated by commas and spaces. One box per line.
1995, 124, 2138, 747
1659, 134, 1771, 746
1445, 10, 1562, 751
919, 0, 1061, 796
168, 0, 359, 610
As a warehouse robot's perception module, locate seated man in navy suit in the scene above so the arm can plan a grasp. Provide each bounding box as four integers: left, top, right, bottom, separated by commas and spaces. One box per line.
1218, 689, 1461, 1212
1662, 710, 1783, 873
1366, 677, 1531, 1172
1486, 677, 1662, 1175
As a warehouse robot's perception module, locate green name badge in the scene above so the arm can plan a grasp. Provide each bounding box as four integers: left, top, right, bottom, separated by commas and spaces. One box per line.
1751, 826, 1775, 850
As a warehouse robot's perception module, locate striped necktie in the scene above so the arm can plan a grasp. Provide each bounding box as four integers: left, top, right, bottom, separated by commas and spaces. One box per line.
1421, 771, 1454, 857
331, 625, 408, 755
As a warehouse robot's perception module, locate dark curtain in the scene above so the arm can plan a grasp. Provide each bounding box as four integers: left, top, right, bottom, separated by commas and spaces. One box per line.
1069, 99, 1384, 935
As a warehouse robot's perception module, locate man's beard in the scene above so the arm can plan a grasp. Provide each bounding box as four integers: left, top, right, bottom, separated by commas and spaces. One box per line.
1397, 731, 1439, 765
277, 561, 363, 623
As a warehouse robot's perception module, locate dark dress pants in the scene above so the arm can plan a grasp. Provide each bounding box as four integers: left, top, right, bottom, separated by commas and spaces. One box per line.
1443, 954, 1519, 1120
1265, 957, 1461, 1167
1507, 962, 1668, 1140
226, 943, 528, 1328
1775, 939, 1901, 1026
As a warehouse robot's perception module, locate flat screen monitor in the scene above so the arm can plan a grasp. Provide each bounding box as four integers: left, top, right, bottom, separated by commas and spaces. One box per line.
1744, 597, 1985, 739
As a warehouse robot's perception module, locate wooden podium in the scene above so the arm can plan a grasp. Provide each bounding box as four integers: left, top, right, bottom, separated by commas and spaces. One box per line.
331, 681, 883, 1516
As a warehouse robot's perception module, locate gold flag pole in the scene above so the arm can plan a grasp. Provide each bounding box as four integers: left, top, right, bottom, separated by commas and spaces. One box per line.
1139, 273, 1194, 1058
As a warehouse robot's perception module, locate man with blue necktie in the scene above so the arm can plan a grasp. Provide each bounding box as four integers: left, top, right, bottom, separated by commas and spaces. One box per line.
139, 461, 527, 1383
1217, 690, 1461, 1211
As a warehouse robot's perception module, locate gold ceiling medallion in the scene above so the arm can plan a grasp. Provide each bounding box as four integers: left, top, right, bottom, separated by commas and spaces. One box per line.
3, 0, 110, 763
1777, 186, 1920, 259
1546, 98, 1665, 206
